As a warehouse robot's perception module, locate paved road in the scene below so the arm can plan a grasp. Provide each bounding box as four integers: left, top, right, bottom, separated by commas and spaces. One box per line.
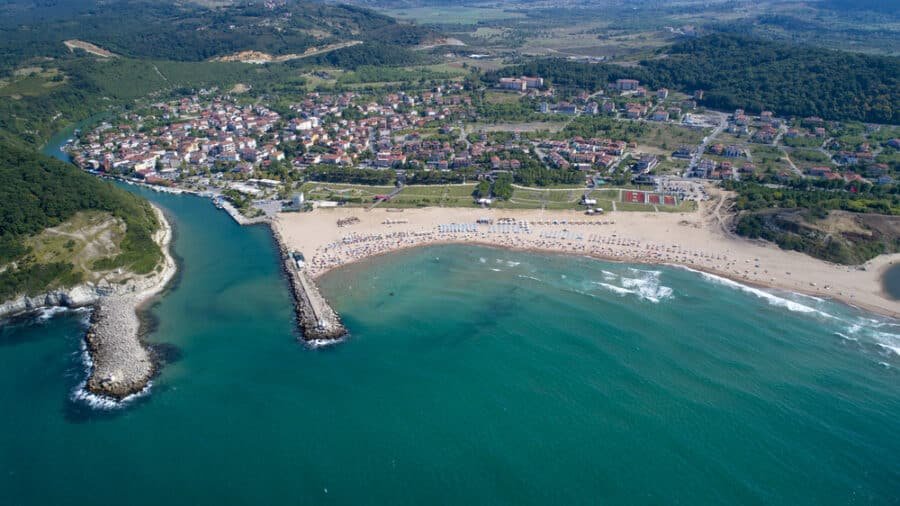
686, 112, 727, 177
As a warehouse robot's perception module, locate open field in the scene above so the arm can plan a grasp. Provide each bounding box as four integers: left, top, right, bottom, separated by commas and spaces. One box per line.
750, 144, 793, 174
380, 6, 525, 25
298, 182, 689, 213
0, 68, 67, 98
473, 121, 568, 133
635, 123, 710, 153
21, 211, 125, 281
63, 39, 117, 58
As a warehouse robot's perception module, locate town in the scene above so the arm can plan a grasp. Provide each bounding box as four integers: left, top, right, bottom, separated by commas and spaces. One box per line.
67, 75, 899, 221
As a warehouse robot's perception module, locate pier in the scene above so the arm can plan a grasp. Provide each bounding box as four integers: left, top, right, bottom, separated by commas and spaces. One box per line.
272, 227, 347, 342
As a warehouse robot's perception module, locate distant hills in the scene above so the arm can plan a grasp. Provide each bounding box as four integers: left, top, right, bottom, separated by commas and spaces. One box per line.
0, 0, 435, 72
491, 34, 899, 124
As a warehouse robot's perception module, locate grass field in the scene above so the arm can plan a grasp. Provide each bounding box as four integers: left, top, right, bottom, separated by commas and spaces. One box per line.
484, 90, 522, 105
22, 211, 125, 279
299, 182, 691, 213
0, 68, 67, 98
635, 123, 710, 154
750, 144, 792, 174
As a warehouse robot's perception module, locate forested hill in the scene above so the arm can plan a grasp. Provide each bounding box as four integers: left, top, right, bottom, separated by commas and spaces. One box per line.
643, 35, 898, 124
0, 0, 434, 71
490, 35, 899, 124
0, 143, 162, 298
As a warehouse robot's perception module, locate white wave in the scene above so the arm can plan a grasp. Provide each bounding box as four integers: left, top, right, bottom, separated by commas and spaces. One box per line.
597, 283, 635, 296
692, 269, 835, 319
36, 306, 69, 321
479, 257, 486, 263
594, 269, 673, 303
517, 275, 541, 282
71, 381, 151, 410
306, 338, 345, 349
834, 332, 859, 342
70, 339, 151, 410
876, 343, 900, 357
505, 261, 520, 268
601, 270, 617, 281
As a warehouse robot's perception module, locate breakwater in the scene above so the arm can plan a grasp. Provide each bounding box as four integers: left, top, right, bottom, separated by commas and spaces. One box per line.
84, 205, 177, 399
272, 226, 347, 342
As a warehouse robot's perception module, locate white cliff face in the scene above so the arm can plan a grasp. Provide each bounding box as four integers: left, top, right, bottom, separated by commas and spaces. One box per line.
0, 285, 102, 319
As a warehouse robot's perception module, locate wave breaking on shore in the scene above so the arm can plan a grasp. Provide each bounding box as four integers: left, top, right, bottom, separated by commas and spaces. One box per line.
682, 266, 900, 358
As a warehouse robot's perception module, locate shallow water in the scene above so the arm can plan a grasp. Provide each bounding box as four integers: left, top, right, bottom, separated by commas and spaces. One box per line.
1, 188, 899, 505
883, 263, 900, 301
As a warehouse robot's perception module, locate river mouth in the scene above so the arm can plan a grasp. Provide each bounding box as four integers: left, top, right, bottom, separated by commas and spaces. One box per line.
5, 125, 897, 505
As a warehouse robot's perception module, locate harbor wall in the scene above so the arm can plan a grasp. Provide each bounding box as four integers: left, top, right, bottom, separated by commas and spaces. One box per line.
270, 225, 347, 342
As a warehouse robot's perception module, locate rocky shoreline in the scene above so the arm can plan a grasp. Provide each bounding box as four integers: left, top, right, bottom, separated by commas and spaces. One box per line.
0, 204, 178, 401
81, 204, 177, 399
0, 284, 104, 320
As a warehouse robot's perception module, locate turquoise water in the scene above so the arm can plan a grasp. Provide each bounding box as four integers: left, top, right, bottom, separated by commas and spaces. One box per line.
2, 185, 900, 505
41, 112, 113, 163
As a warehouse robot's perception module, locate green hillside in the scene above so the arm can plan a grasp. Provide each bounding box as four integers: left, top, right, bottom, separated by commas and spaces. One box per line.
0, 144, 162, 298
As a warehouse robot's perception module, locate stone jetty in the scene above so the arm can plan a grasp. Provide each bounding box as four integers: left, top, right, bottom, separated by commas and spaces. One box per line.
84, 295, 154, 398
272, 225, 347, 342
84, 205, 177, 399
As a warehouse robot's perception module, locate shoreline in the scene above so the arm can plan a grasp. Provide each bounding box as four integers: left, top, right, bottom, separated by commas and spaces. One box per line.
275, 206, 900, 321
323, 239, 899, 321
83, 204, 178, 400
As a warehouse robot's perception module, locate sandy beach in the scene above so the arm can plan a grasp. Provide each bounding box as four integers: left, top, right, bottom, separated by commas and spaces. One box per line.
275, 200, 900, 319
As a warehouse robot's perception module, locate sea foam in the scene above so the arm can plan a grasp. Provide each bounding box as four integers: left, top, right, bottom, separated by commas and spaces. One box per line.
70, 339, 151, 410
594, 269, 673, 303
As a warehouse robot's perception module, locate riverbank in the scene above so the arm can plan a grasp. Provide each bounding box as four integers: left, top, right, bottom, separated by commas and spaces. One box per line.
83, 204, 177, 399
275, 204, 900, 320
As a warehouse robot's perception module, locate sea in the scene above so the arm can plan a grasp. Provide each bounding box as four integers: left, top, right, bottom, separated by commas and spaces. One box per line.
0, 143, 897, 505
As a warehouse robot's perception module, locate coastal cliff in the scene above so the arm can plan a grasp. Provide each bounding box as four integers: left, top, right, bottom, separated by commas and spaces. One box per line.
0, 284, 102, 320
0, 204, 177, 400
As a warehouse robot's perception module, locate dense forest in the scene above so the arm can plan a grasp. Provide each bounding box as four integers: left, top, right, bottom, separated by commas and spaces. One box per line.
307, 42, 423, 70
490, 35, 899, 124
0, 143, 162, 297
0, 0, 434, 74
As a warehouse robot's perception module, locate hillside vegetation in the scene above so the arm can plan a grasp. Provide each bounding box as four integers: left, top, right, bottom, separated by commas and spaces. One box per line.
0, 0, 434, 72
0, 144, 161, 298
726, 180, 900, 264
491, 35, 899, 123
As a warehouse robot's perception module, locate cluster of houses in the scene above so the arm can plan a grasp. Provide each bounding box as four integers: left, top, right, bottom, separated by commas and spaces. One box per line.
533, 78, 693, 123
68, 77, 897, 192
70, 97, 284, 184
538, 138, 629, 171
70, 85, 481, 181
